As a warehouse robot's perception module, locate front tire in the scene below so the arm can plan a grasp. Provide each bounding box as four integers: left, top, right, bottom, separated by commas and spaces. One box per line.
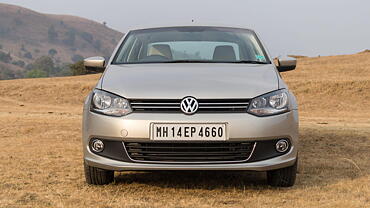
267, 159, 297, 187
84, 161, 114, 185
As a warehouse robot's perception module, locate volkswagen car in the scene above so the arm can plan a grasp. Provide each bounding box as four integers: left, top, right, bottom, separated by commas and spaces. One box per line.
82, 26, 298, 187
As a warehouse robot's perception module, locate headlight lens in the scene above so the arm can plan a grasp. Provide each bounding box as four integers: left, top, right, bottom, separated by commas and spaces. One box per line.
248, 89, 290, 116
91, 89, 132, 116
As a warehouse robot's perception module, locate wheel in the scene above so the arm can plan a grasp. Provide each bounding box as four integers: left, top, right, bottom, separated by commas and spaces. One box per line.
267, 159, 297, 187
84, 161, 114, 185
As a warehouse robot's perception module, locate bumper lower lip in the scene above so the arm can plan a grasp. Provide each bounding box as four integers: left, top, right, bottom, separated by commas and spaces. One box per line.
84, 147, 297, 171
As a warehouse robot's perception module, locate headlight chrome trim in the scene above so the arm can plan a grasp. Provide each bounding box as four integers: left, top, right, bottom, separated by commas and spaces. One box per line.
90, 89, 132, 117
247, 89, 291, 117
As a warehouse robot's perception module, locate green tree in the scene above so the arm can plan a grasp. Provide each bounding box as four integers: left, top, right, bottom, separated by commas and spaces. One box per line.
48, 48, 58, 57
55, 64, 72, 76
70, 60, 86, 75
31, 56, 55, 76
0, 66, 16, 80
26, 69, 47, 78
63, 29, 76, 46
12, 60, 25, 68
0, 51, 12, 63
23, 52, 32, 59
21, 44, 26, 51
48, 25, 58, 42
71, 54, 84, 63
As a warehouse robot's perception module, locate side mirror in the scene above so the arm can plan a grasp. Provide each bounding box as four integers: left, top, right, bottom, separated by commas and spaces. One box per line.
275, 58, 297, 72
84, 56, 106, 73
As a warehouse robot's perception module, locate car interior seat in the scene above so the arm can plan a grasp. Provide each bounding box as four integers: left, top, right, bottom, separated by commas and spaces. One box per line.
213, 45, 236, 62
147, 44, 173, 60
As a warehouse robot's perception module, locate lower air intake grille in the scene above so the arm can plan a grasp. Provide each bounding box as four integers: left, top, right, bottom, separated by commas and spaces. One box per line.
124, 142, 255, 163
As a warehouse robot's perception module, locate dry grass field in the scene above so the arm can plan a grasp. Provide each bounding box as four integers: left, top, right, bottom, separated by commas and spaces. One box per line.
0, 53, 369, 208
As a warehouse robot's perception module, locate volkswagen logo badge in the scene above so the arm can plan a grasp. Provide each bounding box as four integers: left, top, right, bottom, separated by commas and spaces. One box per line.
180, 97, 199, 115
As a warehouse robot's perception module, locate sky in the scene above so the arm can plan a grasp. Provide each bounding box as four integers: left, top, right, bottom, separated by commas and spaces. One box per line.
1, 0, 369, 57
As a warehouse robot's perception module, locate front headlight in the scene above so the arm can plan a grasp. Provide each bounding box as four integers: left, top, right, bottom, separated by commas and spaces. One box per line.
90, 89, 132, 117
247, 89, 290, 116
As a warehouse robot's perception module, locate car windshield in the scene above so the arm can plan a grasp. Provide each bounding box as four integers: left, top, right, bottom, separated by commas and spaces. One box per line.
112, 27, 270, 64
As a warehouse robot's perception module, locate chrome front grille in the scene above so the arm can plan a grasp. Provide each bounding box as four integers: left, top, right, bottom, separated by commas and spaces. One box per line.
124, 141, 256, 163
130, 99, 250, 113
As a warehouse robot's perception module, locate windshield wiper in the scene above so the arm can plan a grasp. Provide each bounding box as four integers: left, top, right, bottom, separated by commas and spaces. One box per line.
232, 60, 269, 64
161, 60, 214, 63
158, 60, 270, 64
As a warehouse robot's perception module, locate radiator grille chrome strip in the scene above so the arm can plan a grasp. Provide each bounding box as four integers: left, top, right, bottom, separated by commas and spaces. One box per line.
130, 99, 250, 113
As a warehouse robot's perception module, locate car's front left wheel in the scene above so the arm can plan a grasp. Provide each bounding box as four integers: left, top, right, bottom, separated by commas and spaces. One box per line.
84, 161, 114, 185
267, 159, 297, 187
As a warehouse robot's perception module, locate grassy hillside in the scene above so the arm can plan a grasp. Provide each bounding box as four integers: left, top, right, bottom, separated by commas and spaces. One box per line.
0, 53, 369, 207
0, 3, 123, 79
283, 52, 370, 119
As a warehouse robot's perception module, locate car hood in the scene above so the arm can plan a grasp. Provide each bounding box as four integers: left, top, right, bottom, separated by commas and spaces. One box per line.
100, 63, 279, 99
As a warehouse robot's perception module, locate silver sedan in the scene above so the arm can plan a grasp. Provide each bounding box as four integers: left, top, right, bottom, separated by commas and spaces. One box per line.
82, 26, 299, 187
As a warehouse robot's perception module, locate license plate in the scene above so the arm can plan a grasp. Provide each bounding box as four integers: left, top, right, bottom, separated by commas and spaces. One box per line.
150, 123, 228, 141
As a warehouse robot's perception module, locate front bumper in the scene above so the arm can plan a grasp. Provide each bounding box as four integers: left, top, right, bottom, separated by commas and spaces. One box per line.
85, 149, 297, 171
82, 97, 299, 171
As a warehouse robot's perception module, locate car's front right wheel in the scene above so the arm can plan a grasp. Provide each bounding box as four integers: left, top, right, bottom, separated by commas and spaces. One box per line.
84, 161, 114, 185
267, 159, 297, 187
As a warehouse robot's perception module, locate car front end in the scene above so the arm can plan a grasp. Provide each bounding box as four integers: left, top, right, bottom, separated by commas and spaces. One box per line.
82, 26, 299, 187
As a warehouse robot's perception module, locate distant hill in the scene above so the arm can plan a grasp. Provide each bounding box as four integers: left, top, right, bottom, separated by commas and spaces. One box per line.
0, 3, 123, 79
288, 55, 308, 59
358, 49, 370, 54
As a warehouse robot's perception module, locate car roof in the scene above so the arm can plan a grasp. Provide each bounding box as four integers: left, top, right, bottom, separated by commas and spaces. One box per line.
127, 24, 255, 33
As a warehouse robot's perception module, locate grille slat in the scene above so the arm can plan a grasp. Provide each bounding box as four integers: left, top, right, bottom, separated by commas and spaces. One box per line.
131, 103, 179, 106
124, 142, 255, 163
131, 106, 180, 109
130, 99, 250, 113
199, 103, 249, 105
198, 106, 248, 109
129, 155, 247, 160
126, 145, 250, 149
127, 150, 252, 154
